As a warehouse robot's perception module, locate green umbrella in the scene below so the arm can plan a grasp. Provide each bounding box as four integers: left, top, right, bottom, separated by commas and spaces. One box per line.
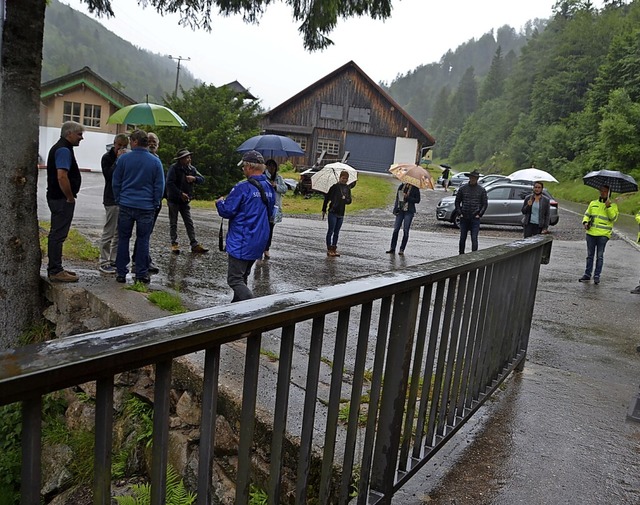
107, 103, 187, 128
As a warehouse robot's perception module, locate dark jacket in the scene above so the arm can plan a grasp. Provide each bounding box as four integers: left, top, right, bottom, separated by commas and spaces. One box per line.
166, 162, 204, 203
322, 183, 352, 217
392, 183, 421, 214
101, 147, 118, 206
454, 183, 488, 220
521, 193, 551, 230
46, 137, 81, 200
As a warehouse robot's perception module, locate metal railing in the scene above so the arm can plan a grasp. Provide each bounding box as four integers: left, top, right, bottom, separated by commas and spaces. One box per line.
0, 235, 552, 505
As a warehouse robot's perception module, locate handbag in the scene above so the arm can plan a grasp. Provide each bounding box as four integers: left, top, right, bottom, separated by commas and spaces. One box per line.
218, 219, 225, 252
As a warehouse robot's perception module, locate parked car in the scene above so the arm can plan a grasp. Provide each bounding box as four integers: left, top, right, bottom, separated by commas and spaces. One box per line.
436, 182, 559, 228
437, 171, 484, 188
451, 174, 510, 195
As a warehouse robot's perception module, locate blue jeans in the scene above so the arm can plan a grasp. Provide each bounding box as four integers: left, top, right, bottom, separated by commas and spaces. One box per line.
116, 206, 155, 279
390, 211, 415, 252
227, 255, 256, 302
47, 198, 76, 275
584, 234, 609, 280
326, 213, 344, 247
459, 216, 481, 254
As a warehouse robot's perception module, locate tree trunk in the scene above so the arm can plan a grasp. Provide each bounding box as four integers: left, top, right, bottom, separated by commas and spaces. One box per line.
0, 0, 47, 348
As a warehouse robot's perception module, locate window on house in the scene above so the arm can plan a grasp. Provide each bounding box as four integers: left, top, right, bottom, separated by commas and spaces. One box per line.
317, 139, 340, 156
320, 103, 343, 120
348, 107, 371, 123
290, 136, 307, 152
83, 104, 102, 128
63, 101, 81, 123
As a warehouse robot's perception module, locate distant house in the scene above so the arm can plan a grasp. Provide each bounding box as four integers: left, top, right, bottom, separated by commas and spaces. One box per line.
39, 66, 136, 170
262, 61, 435, 172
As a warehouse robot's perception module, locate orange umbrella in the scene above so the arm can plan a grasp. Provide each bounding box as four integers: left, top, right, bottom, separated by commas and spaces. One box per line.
389, 164, 435, 190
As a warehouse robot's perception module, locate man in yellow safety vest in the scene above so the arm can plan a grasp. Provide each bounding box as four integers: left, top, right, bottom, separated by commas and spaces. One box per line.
579, 184, 618, 285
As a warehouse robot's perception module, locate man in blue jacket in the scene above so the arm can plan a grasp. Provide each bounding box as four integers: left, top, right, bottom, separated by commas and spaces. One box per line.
216, 150, 275, 302
112, 130, 165, 284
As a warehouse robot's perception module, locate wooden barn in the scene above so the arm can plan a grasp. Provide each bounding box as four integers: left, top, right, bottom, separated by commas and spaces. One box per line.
262, 60, 435, 173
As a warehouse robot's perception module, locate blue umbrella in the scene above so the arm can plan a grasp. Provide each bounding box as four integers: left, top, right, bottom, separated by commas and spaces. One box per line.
236, 134, 304, 158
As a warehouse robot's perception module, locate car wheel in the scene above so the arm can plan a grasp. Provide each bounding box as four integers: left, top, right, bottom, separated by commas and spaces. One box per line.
453, 213, 461, 229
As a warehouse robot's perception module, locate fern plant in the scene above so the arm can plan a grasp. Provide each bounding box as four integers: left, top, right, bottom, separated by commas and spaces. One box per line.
115, 466, 196, 505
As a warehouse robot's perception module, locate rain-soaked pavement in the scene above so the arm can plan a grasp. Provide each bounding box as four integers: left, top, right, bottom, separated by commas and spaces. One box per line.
38, 171, 640, 504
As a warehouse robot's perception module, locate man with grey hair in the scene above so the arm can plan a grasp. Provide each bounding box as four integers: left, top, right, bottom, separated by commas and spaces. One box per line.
46, 120, 85, 282
216, 150, 275, 301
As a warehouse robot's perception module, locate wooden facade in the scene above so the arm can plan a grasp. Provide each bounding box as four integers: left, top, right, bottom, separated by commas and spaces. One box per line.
40, 66, 135, 135
262, 61, 435, 173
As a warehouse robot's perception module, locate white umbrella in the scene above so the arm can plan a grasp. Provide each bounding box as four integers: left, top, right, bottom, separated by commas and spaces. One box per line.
310, 162, 358, 193
508, 168, 558, 183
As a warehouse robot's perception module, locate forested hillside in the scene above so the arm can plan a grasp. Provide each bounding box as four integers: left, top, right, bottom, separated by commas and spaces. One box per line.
384, 20, 546, 129
387, 0, 640, 184
42, 0, 200, 102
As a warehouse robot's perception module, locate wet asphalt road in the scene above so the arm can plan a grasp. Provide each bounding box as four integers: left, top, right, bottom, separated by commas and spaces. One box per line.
38, 171, 640, 504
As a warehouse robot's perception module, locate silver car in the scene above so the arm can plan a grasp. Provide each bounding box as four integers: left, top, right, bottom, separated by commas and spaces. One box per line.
436, 182, 560, 228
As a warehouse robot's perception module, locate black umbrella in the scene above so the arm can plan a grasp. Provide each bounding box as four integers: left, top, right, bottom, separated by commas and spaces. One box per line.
582, 169, 638, 194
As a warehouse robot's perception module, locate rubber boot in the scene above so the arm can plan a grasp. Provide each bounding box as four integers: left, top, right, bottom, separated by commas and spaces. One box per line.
332, 245, 340, 257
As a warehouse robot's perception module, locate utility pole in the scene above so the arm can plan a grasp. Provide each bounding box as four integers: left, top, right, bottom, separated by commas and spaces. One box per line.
168, 55, 190, 97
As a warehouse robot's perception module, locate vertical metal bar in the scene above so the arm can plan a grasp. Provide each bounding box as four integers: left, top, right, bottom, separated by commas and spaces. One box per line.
236, 332, 262, 504
197, 345, 220, 505
411, 285, 434, 458
296, 317, 325, 504
151, 360, 172, 505
427, 278, 456, 440
419, 280, 445, 450
449, 272, 470, 425
319, 309, 351, 505
463, 268, 484, 409
94, 376, 114, 505
269, 324, 296, 504
438, 277, 462, 435
339, 302, 373, 504
472, 265, 494, 399
400, 285, 431, 469
357, 296, 392, 505
425, 280, 449, 445
369, 288, 420, 503
21, 397, 42, 505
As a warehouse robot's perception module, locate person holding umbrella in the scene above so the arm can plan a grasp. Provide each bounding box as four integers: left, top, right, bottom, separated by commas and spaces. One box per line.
440, 164, 451, 191
579, 184, 618, 285
322, 170, 352, 257
521, 181, 551, 238
386, 182, 421, 255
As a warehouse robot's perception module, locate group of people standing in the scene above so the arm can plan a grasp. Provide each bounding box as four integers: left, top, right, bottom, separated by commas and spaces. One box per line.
45, 129, 640, 299
46, 122, 208, 285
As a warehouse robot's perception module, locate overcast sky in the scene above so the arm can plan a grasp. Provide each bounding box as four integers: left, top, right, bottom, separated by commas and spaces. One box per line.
60, 0, 599, 109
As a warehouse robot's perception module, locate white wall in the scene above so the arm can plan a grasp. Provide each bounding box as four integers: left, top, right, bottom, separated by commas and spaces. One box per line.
393, 137, 419, 165
39, 127, 114, 172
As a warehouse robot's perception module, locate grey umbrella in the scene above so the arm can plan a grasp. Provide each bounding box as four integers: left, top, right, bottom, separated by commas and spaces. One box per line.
583, 169, 638, 194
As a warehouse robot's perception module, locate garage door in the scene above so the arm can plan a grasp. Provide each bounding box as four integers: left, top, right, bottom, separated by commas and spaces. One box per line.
344, 133, 395, 173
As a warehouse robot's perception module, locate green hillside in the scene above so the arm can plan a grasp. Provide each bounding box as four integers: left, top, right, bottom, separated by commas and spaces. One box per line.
43, 0, 200, 102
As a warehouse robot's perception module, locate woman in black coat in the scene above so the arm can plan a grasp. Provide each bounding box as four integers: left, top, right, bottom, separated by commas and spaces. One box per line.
386, 183, 421, 255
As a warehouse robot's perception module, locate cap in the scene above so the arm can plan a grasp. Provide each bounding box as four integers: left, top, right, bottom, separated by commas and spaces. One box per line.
237, 150, 265, 166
